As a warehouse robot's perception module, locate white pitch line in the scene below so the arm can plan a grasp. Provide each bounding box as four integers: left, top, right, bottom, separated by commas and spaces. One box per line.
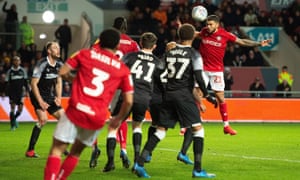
156, 147, 300, 163
209, 152, 300, 163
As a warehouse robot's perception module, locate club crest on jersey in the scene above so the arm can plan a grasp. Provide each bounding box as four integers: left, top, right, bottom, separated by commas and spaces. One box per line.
216, 36, 221, 41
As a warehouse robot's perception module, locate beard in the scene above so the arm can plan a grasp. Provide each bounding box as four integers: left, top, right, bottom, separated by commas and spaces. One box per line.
51, 53, 61, 60
208, 27, 217, 34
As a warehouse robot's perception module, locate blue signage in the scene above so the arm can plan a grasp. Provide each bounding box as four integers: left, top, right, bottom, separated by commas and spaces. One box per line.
241, 27, 279, 51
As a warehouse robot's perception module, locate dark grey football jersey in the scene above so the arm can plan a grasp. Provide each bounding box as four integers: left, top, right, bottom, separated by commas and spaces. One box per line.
5, 66, 28, 94
164, 44, 203, 92
122, 50, 162, 104
31, 57, 63, 98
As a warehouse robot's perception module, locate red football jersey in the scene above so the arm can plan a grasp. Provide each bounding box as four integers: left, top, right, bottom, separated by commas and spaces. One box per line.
92, 33, 139, 58
65, 48, 134, 130
199, 27, 237, 72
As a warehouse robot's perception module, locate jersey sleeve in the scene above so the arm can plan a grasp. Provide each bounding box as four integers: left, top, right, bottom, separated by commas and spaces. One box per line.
226, 31, 237, 42
5, 69, 10, 82
199, 28, 205, 38
32, 60, 47, 78
156, 58, 166, 70
121, 52, 135, 64
192, 50, 204, 71
66, 50, 85, 69
21, 68, 28, 79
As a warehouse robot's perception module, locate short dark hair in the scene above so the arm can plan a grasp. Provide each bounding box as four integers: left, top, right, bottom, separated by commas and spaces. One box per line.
206, 15, 220, 23
178, 23, 195, 41
140, 32, 157, 49
99, 28, 120, 49
113, 17, 127, 33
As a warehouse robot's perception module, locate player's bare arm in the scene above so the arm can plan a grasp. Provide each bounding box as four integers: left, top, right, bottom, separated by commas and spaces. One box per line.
166, 41, 177, 51
109, 92, 133, 130
194, 31, 201, 39
59, 64, 75, 82
54, 76, 62, 106
31, 77, 49, 110
193, 87, 206, 112
236, 38, 272, 47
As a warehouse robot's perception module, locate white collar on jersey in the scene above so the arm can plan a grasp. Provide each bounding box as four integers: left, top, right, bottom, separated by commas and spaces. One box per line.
47, 56, 57, 67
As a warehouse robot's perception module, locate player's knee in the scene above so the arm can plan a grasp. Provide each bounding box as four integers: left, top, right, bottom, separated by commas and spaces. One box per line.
54, 109, 64, 119
193, 127, 204, 138
154, 129, 166, 140
107, 129, 117, 138
133, 127, 142, 134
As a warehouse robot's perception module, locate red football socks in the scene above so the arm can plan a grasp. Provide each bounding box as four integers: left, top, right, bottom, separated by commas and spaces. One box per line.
57, 155, 79, 180
118, 121, 128, 149
44, 155, 61, 180
219, 102, 228, 122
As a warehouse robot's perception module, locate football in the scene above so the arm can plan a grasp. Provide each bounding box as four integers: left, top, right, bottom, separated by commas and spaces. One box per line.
191, 5, 208, 21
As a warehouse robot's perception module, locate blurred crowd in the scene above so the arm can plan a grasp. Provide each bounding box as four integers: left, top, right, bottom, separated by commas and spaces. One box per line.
126, 0, 300, 62
1, 0, 299, 98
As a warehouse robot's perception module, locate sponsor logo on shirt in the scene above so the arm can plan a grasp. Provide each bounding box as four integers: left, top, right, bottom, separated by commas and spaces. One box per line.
202, 39, 222, 47
45, 73, 58, 79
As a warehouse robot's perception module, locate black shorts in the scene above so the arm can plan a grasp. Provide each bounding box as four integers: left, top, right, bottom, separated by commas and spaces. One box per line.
158, 91, 202, 129
9, 94, 24, 105
30, 93, 62, 115
149, 102, 162, 126
112, 101, 148, 122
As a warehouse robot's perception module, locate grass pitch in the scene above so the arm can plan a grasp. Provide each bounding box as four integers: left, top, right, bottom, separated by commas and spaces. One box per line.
0, 122, 300, 180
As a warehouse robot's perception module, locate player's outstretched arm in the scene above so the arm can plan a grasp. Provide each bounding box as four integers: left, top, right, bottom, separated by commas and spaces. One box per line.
236, 38, 272, 47
260, 39, 272, 47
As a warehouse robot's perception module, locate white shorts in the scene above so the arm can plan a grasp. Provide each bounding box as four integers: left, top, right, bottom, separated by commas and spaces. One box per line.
202, 71, 225, 91
53, 113, 100, 147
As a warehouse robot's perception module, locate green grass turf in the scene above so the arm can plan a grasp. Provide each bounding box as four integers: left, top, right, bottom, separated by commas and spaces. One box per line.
0, 122, 300, 180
